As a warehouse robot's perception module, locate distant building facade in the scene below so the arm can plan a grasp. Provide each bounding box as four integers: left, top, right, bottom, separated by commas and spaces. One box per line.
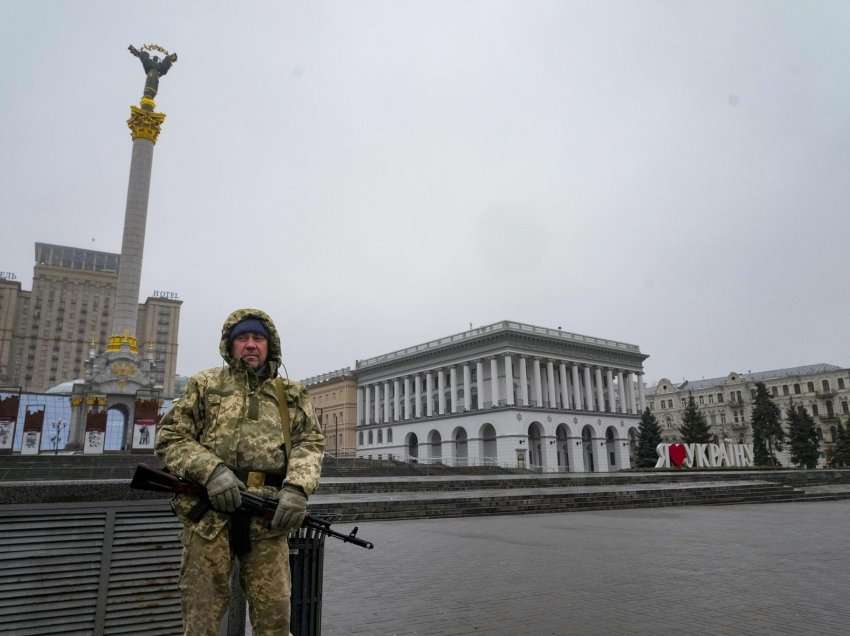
0, 243, 181, 396
353, 320, 649, 472
646, 363, 850, 457
302, 367, 357, 455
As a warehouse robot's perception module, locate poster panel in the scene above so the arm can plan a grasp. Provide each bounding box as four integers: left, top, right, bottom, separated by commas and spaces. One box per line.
133, 399, 160, 450
84, 410, 108, 455
0, 392, 20, 452
21, 404, 45, 455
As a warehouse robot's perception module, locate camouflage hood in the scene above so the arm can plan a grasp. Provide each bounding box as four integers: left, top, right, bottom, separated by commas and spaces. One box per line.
219, 308, 283, 376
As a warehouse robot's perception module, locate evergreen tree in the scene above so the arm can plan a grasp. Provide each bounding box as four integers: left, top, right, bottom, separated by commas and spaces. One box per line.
828, 419, 850, 468
750, 382, 784, 466
787, 402, 819, 469
636, 407, 663, 468
679, 394, 712, 444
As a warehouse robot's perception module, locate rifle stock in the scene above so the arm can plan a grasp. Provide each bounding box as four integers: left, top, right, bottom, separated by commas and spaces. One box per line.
131, 464, 373, 549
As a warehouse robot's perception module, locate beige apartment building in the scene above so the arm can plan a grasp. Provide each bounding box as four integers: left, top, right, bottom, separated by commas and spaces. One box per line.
647, 363, 850, 457
0, 243, 181, 396
303, 367, 357, 455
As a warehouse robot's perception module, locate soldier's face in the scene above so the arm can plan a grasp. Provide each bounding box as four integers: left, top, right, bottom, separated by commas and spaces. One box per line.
231, 333, 268, 369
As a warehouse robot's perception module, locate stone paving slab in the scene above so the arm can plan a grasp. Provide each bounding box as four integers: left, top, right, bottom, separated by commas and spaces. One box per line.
311, 480, 775, 504
318, 500, 850, 636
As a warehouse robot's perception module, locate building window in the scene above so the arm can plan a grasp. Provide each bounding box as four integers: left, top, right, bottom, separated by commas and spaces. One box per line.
807, 381, 815, 393
842, 401, 849, 415
358, 431, 363, 446
770, 386, 777, 397
794, 383, 801, 395
708, 394, 714, 404
387, 428, 393, 443
680, 398, 686, 408
698, 395, 704, 406
717, 393, 724, 403
826, 400, 834, 418
720, 413, 726, 425
812, 404, 819, 417
368, 431, 373, 444
822, 379, 830, 392
736, 391, 743, 402
378, 429, 383, 443
839, 378, 846, 390
782, 385, 789, 396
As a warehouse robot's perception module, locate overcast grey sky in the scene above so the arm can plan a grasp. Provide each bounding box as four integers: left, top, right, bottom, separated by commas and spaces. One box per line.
2, 1, 848, 386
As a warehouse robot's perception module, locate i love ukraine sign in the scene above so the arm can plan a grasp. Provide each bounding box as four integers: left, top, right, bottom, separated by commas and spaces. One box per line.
655, 442, 754, 469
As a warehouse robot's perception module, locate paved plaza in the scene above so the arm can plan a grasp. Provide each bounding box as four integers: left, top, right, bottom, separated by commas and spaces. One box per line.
320, 501, 850, 635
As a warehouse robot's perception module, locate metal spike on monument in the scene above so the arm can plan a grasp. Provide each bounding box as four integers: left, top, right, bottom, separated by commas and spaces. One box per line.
66, 44, 178, 451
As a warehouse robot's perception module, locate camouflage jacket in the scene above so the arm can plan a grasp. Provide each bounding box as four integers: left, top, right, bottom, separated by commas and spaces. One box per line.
155, 308, 325, 540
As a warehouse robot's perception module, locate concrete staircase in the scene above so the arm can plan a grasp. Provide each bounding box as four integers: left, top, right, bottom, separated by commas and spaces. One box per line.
307, 481, 850, 523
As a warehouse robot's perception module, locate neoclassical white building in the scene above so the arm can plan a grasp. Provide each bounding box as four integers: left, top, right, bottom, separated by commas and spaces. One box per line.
354, 321, 649, 472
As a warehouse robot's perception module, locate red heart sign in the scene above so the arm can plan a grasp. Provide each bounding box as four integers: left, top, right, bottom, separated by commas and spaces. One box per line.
669, 443, 687, 467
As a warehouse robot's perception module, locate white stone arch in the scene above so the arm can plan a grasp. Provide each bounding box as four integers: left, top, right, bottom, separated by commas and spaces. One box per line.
528, 421, 545, 470
479, 423, 497, 465
452, 426, 468, 466
555, 423, 570, 472
428, 429, 442, 463
405, 432, 419, 462
581, 425, 595, 472
605, 425, 624, 470
105, 403, 129, 451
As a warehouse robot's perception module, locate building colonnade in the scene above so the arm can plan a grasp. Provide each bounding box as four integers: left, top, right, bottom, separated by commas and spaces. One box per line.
356, 355, 645, 426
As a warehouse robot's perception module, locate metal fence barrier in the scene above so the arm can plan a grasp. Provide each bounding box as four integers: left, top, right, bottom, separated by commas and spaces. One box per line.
0, 499, 325, 636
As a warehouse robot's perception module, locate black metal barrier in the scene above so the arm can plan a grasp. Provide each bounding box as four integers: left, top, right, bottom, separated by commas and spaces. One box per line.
0, 499, 326, 636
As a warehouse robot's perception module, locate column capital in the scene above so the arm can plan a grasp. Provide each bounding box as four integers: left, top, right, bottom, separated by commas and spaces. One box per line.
128, 102, 166, 143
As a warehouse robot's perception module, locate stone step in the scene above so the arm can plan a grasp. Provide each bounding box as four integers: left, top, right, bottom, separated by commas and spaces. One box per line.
306, 487, 803, 523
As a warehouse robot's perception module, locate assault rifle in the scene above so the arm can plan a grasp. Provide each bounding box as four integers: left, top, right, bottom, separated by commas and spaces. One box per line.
131, 464, 374, 550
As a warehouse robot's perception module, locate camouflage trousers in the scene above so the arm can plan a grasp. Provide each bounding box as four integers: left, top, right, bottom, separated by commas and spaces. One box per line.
179, 526, 292, 636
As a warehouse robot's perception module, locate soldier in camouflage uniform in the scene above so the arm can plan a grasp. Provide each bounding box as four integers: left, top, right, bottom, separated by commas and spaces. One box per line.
156, 308, 325, 636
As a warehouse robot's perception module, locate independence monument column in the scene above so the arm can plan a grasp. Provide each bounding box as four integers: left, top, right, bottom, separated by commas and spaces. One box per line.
109, 44, 177, 351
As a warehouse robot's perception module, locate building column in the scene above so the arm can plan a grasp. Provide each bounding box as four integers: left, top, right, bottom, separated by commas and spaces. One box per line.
595, 367, 605, 414
393, 379, 400, 421
638, 373, 646, 412
504, 355, 515, 406
426, 372, 434, 417
490, 358, 500, 407
519, 357, 529, 406
624, 373, 634, 414
373, 384, 380, 423
403, 377, 411, 420
363, 385, 370, 426
414, 375, 422, 418
437, 369, 446, 415
546, 360, 556, 408
382, 381, 390, 423
533, 358, 543, 407
476, 360, 485, 409
450, 366, 458, 413
463, 363, 472, 411
606, 368, 615, 413
583, 366, 594, 411
572, 364, 582, 410
559, 363, 570, 409
617, 371, 626, 413
356, 386, 363, 425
